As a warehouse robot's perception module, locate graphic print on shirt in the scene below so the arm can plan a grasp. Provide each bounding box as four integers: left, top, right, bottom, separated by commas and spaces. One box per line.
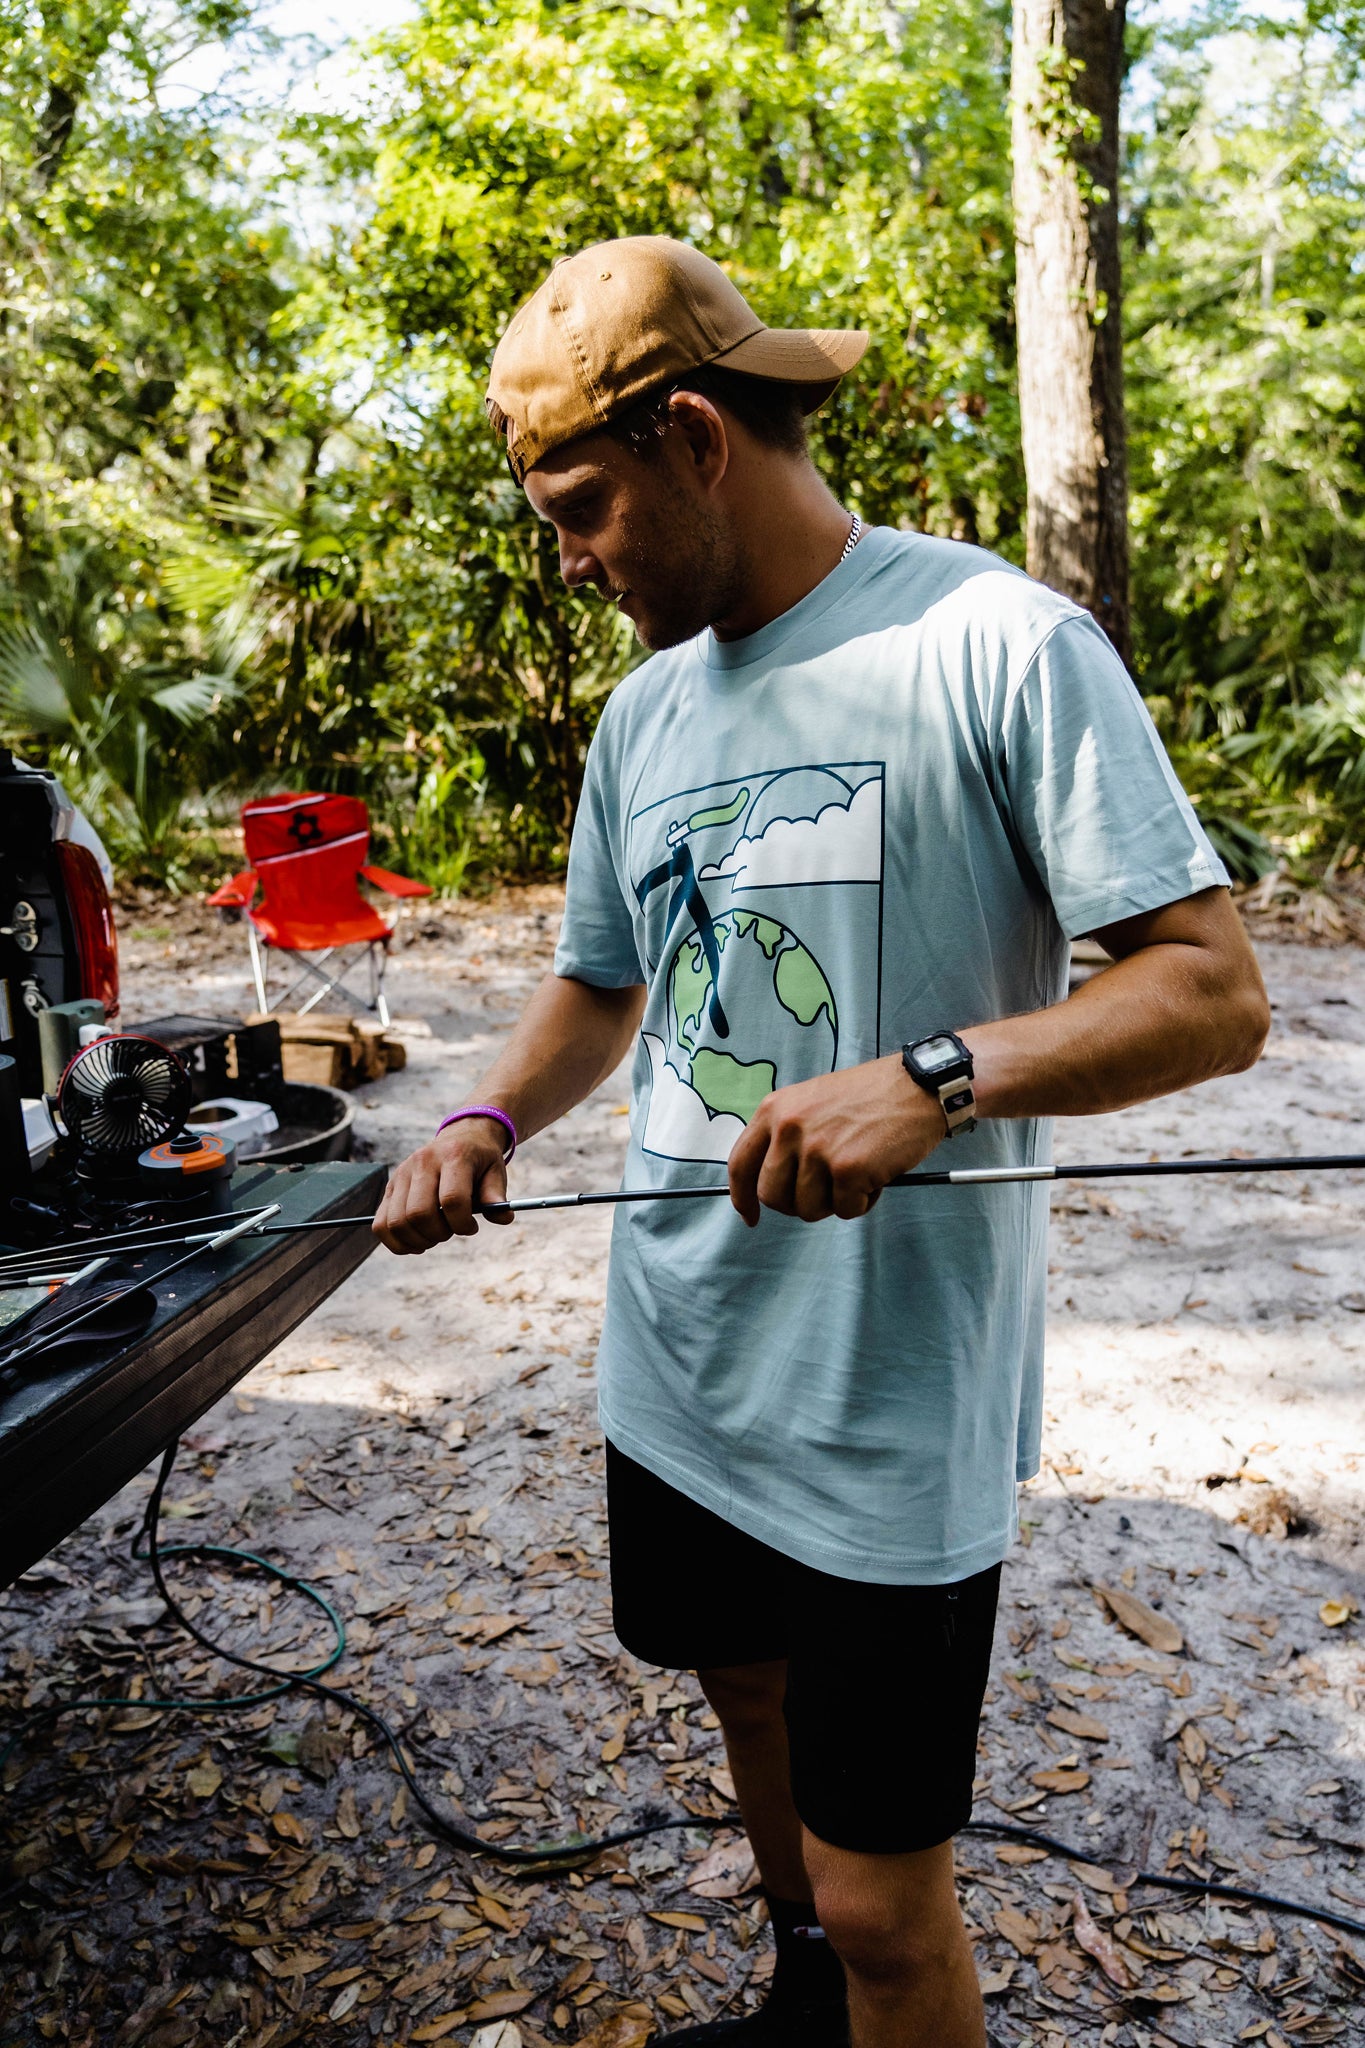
630, 763, 885, 1163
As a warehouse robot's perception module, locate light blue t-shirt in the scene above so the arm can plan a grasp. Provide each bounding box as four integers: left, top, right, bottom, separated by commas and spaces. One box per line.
555, 526, 1227, 1584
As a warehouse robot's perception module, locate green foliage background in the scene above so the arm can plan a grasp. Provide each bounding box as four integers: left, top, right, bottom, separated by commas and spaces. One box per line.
2, 0, 1363, 888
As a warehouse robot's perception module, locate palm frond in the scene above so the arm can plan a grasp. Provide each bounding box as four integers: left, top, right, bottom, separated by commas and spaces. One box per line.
0, 620, 81, 731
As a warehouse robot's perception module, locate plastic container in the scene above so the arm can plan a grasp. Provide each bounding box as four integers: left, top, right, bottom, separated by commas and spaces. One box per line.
239, 1082, 353, 1165
187, 1096, 280, 1159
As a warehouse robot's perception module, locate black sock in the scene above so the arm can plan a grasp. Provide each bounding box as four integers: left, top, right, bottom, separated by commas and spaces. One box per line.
764, 1891, 847, 2012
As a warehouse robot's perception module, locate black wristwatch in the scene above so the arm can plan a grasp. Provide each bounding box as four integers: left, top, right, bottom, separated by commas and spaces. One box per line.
902, 1031, 977, 1138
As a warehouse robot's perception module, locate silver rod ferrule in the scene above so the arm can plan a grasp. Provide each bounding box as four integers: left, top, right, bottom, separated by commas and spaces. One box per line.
946, 1165, 1058, 1185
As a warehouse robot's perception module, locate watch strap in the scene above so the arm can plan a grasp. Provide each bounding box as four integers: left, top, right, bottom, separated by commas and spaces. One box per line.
936, 1077, 977, 1138
902, 1033, 977, 1139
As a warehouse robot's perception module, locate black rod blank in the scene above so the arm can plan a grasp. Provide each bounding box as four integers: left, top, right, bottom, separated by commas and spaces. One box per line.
3, 1152, 1364, 1281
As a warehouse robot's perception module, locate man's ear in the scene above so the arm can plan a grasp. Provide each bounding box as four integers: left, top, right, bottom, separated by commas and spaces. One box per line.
667, 389, 730, 486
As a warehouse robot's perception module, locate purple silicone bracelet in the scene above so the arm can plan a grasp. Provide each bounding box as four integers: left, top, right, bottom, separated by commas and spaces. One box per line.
436, 1105, 517, 1161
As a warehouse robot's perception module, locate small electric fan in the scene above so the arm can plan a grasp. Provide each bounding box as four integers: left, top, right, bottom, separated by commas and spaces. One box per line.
58, 1036, 193, 1169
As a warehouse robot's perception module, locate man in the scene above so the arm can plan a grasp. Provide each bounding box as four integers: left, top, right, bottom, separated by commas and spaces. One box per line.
375, 237, 1270, 2048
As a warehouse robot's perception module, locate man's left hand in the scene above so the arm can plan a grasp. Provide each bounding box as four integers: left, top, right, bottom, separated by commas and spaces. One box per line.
727, 1055, 947, 1226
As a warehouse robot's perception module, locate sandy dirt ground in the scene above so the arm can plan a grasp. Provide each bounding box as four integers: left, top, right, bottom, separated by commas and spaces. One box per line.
1, 889, 1363, 2048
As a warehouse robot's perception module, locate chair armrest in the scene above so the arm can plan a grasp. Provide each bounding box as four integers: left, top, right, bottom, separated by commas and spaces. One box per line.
207, 869, 258, 909
360, 864, 432, 899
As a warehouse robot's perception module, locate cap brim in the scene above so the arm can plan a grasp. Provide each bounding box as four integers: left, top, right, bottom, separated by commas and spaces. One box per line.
710, 326, 868, 409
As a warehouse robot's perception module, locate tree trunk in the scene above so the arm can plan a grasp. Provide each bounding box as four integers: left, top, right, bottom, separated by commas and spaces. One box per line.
1011, 0, 1131, 665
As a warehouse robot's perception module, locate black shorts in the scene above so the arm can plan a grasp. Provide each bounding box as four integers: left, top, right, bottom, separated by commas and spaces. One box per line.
606, 1441, 1001, 1856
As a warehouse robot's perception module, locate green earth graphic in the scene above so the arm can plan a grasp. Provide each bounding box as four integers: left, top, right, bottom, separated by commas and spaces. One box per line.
667, 910, 837, 1120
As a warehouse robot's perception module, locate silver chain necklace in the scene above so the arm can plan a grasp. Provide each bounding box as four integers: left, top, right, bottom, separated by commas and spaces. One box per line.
839, 512, 864, 563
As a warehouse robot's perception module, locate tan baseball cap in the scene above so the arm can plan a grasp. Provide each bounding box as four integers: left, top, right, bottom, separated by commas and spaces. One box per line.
487, 235, 868, 483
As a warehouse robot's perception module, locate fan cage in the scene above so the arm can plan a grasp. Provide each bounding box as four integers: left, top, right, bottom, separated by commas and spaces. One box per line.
58, 1036, 193, 1155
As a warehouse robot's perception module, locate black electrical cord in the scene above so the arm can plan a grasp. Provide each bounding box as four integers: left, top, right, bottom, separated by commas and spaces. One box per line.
0, 1442, 725, 1869
956, 1820, 1365, 1942
2, 1441, 1363, 1940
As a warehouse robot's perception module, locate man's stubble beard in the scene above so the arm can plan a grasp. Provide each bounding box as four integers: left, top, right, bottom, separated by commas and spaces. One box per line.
624, 487, 747, 653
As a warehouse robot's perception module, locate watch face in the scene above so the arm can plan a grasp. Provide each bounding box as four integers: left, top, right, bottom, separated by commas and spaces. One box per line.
916, 1035, 962, 1073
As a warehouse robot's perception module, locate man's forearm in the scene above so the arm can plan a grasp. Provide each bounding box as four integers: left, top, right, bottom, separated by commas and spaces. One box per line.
964, 888, 1270, 1122
456, 971, 645, 1141
726, 888, 1269, 1227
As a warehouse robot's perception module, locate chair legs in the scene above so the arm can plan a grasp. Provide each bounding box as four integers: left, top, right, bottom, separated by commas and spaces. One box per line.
295, 952, 340, 1018
248, 923, 270, 1015
246, 932, 392, 1022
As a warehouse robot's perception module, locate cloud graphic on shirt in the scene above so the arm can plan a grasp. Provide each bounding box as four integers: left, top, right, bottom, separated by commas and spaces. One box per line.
699, 775, 882, 891
641, 1032, 746, 1164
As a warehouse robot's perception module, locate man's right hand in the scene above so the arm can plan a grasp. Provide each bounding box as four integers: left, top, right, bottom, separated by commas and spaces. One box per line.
372, 1117, 516, 1253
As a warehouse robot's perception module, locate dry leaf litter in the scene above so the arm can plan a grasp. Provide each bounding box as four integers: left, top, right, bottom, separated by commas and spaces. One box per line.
0, 894, 1362, 2048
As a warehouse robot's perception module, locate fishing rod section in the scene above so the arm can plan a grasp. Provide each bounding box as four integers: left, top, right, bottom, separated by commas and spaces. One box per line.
0, 1207, 282, 1380
5, 1149, 1365, 1285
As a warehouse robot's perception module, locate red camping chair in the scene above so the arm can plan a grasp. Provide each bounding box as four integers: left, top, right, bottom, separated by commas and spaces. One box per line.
207, 793, 431, 1027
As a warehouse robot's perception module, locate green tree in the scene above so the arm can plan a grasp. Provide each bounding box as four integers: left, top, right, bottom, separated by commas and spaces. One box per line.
1125, 4, 1365, 861
291, 0, 1023, 877
0, 0, 335, 878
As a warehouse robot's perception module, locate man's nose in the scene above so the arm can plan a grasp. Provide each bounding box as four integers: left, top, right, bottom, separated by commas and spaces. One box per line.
558, 532, 602, 590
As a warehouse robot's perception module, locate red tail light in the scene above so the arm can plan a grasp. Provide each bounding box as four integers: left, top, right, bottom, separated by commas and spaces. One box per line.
55, 841, 120, 1020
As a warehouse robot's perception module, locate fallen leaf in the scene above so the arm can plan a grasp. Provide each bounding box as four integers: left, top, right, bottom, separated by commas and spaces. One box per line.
1178, 1759, 1203, 1805
993, 1905, 1040, 1956
471, 2028, 524, 2048
251, 1947, 330, 1979
1095, 1583, 1184, 1655
93, 1828, 137, 1870
996, 1844, 1049, 1865
10, 1839, 52, 1878
575, 2017, 655, 2048
336, 1786, 360, 1840
979, 1961, 1015, 1995
1320, 1598, 1358, 1628
272, 1811, 311, 1845
298, 1710, 338, 1783
468, 1990, 538, 2020
648, 1911, 709, 1932
457, 1614, 527, 1645
1071, 1890, 1136, 1988
600, 1734, 625, 1764
1046, 1706, 1110, 1742
186, 1762, 222, 1800
410, 2015, 470, 2043
686, 1838, 758, 1899
1030, 1768, 1091, 1794
1068, 1861, 1125, 1893
329, 1983, 362, 2021
475, 1894, 516, 1931
556, 1961, 593, 1997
